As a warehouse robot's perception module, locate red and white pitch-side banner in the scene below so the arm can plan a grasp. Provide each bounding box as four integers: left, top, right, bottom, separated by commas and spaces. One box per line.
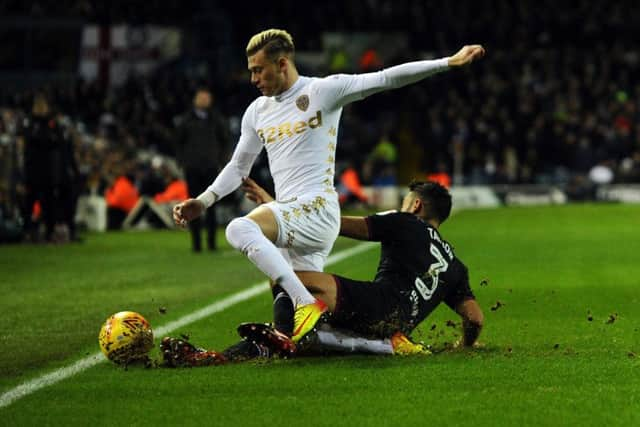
80, 25, 181, 86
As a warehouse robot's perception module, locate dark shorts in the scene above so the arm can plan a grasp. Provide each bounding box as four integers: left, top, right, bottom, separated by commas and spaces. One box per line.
329, 275, 410, 338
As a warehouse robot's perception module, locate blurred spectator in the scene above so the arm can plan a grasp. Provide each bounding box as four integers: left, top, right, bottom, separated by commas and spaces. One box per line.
364, 135, 398, 187
123, 162, 187, 229
20, 94, 78, 242
618, 150, 640, 183
105, 167, 139, 230
154, 171, 188, 205
329, 47, 349, 73
589, 161, 615, 185
174, 88, 230, 252
359, 48, 383, 71
426, 160, 452, 189
565, 174, 595, 201
55, 114, 81, 242
136, 156, 166, 197
337, 164, 369, 207
1, 0, 640, 229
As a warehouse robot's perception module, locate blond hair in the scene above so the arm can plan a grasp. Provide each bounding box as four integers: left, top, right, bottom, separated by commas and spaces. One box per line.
246, 29, 295, 61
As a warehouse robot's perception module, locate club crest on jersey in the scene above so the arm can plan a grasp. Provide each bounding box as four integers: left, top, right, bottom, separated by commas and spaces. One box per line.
296, 95, 309, 111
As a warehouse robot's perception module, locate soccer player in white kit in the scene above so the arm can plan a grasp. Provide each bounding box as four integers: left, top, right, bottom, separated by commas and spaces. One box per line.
173, 29, 485, 342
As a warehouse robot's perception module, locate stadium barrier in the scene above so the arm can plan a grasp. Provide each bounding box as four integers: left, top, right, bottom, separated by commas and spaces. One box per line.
597, 184, 640, 203
122, 197, 175, 230
74, 184, 640, 231
75, 195, 107, 232
450, 186, 502, 209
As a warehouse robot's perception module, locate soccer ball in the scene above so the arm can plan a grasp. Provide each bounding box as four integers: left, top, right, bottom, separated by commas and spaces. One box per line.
98, 311, 154, 365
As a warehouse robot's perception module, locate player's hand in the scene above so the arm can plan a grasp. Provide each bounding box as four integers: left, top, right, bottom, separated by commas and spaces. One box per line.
241, 177, 275, 204
172, 198, 205, 227
448, 45, 485, 67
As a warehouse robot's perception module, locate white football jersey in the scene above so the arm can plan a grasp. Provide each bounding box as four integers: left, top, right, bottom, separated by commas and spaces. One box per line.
243, 75, 366, 200
205, 58, 449, 203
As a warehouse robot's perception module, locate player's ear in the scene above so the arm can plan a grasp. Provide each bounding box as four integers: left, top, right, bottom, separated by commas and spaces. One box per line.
278, 56, 288, 72
411, 198, 423, 215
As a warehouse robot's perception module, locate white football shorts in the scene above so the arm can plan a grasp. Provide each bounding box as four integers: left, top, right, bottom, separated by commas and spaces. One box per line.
264, 192, 340, 272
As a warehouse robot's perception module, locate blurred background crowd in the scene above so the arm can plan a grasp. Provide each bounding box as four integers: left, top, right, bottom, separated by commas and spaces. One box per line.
1, 0, 640, 243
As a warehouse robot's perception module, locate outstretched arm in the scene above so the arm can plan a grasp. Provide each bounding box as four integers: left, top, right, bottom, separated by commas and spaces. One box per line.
362, 44, 485, 95
318, 45, 485, 109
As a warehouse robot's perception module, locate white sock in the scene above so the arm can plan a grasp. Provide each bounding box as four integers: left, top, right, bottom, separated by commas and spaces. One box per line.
225, 217, 316, 307
316, 328, 393, 355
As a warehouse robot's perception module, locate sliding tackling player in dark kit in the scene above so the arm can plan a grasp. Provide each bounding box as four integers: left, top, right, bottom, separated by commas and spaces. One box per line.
161, 178, 483, 366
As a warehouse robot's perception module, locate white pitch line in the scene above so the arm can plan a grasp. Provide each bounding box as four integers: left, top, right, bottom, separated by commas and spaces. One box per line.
0, 241, 376, 409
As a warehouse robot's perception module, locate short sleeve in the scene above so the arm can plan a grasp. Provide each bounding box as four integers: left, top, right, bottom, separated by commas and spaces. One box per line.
365, 211, 405, 242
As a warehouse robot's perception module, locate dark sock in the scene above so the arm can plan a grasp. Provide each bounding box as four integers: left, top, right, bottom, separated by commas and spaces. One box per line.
271, 283, 284, 299
273, 291, 294, 336
222, 340, 270, 362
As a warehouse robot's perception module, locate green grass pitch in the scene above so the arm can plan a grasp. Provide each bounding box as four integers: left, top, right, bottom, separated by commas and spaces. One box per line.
0, 204, 639, 426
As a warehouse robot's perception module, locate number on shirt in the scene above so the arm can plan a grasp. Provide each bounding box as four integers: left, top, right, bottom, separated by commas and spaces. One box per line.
414, 244, 449, 301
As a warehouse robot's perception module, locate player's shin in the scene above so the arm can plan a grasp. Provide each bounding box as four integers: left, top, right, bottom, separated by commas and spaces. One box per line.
225, 217, 316, 306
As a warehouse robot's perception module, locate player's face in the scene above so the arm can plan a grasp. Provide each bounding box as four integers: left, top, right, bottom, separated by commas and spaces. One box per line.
193, 91, 212, 109
248, 49, 286, 96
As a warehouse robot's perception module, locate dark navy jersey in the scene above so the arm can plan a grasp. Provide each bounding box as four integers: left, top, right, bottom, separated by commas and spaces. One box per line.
365, 211, 474, 331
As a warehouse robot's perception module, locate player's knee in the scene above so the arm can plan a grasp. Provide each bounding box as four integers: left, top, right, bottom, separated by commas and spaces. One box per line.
225, 217, 261, 252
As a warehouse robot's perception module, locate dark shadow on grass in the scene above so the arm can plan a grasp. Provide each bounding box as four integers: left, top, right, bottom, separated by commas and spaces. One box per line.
142, 344, 509, 372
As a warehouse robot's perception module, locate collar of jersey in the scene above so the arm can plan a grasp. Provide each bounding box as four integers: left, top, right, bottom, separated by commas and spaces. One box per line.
274, 76, 309, 102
